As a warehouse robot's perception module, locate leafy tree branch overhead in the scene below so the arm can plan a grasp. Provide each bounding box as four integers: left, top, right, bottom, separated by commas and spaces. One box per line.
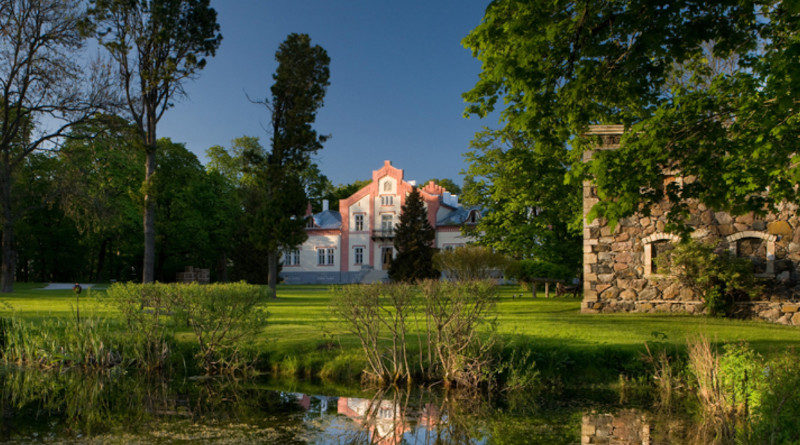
464, 0, 800, 231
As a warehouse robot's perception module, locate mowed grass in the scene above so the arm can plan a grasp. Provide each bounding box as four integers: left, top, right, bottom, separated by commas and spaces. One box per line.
2, 283, 797, 360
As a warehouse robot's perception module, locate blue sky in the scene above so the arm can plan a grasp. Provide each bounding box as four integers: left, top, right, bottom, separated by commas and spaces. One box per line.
157, 0, 496, 187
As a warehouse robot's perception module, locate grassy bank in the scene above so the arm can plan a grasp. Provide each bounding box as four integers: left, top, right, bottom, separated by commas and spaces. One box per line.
1, 283, 798, 382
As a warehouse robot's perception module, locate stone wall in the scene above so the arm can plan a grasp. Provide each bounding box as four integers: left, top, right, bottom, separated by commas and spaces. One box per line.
581, 126, 800, 325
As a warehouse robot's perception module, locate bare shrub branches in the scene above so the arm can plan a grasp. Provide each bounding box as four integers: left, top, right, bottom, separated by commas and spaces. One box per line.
330, 281, 499, 387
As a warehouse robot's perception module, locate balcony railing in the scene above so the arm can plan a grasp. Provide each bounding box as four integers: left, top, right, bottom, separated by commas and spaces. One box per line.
371, 229, 395, 239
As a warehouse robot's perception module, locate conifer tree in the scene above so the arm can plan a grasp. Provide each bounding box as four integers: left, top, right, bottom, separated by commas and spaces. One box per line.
389, 188, 439, 282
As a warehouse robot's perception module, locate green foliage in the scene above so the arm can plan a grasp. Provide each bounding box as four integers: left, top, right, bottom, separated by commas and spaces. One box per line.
389, 188, 439, 282
153, 139, 238, 281
168, 282, 268, 373
106, 282, 178, 371
247, 33, 331, 296
506, 259, 574, 283
462, 128, 581, 272
660, 241, 758, 317
464, 0, 800, 231
433, 245, 508, 281
106, 282, 268, 373
321, 179, 371, 211
751, 350, 800, 444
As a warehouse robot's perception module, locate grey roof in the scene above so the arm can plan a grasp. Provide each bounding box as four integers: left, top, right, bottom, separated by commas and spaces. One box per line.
437, 205, 483, 226
311, 210, 342, 229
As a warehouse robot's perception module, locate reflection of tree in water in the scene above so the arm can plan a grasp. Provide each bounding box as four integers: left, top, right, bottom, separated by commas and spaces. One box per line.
0, 369, 307, 442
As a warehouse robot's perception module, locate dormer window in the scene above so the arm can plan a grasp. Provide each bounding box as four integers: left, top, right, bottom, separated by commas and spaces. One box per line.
466, 210, 479, 224
306, 217, 315, 228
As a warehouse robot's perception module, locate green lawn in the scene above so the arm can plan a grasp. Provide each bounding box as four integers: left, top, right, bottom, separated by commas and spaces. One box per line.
2, 283, 797, 359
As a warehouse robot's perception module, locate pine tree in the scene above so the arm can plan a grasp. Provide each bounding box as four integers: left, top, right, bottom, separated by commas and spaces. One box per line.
389, 188, 439, 282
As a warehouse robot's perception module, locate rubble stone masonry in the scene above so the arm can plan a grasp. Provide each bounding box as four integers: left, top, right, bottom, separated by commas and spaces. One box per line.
581, 126, 800, 325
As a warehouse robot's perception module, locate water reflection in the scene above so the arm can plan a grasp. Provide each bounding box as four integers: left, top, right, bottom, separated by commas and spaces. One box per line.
0, 367, 694, 444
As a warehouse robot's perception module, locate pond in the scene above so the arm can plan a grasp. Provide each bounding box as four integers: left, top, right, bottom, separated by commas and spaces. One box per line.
0, 367, 695, 444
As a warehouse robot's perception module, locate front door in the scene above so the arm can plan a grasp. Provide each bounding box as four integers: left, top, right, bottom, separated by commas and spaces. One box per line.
381, 247, 393, 270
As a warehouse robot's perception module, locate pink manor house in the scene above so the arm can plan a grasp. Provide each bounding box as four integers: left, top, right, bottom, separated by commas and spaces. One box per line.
280, 161, 480, 284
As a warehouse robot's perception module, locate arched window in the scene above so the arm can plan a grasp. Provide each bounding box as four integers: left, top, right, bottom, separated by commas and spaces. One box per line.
466, 210, 479, 224
383, 181, 392, 192
642, 232, 680, 276
725, 231, 777, 275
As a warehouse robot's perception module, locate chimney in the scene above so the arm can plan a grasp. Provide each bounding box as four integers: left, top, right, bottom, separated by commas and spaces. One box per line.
322, 199, 329, 212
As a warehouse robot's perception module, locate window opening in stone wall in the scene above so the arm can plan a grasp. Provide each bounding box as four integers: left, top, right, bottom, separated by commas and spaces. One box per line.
737, 237, 768, 275
651, 240, 674, 275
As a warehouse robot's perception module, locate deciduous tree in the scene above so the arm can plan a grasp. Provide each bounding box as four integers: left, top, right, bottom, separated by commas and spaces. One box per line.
0, 0, 113, 291
90, 0, 222, 283
464, 1, 799, 231
462, 128, 581, 273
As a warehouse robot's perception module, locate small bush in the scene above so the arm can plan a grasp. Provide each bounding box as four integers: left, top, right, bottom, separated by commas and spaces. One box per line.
420, 280, 499, 387
433, 245, 508, 281
660, 240, 758, 317
106, 282, 178, 371
106, 282, 268, 374
750, 350, 800, 444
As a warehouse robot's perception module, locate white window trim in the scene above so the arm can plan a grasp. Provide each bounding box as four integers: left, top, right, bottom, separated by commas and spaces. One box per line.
353, 213, 365, 232
725, 231, 777, 276
642, 232, 680, 277
353, 246, 364, 265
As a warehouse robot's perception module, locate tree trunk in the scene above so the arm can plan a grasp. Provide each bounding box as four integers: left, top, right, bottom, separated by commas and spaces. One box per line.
142, 149, 156, 283
0, 167, 15, 293
217, 252, 228, 282
94, 237, 109, 282
267, 250, 277, 298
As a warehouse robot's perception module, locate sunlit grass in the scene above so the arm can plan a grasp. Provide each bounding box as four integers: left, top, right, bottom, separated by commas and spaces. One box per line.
1, 283, 798, 368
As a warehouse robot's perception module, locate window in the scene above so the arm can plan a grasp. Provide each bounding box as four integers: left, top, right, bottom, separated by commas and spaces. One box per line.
726, 231, 777, 276
353, 246, 364, 265
306, 217, 315, 228
317, 248, 325, 265
381, 214, 393, 232
443, 245, 455, 252
284, 250, 300, 266
380, 195, 394, 206
318, 248, 336, 266
467, 210, 478, 224
327, 248, 335, 265
383, 181, 392, 192
354, 214, 364, 231
642, 232, 680, 276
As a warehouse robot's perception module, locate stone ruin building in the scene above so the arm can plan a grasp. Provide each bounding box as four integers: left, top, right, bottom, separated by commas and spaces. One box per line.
581, 125, 800, 325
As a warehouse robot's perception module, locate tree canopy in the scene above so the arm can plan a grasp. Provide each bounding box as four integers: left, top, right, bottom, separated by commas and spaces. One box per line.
90, 0, 222, 283
464, 0, 800, 231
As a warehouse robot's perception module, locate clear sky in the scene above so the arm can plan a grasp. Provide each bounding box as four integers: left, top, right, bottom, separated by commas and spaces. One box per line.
157, 0, 496, 187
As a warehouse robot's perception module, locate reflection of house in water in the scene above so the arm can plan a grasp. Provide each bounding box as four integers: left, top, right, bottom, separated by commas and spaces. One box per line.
337, 397, 410, 445
289, 392, 334, 414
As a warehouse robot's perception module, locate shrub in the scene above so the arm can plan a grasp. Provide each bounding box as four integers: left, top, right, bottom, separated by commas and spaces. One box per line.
330, 280, 501, 387
106, 282, 268, 374
505, 259, 573, 283
433, 245, 508, 281
169, 282, 268, 374
106, 282, 178, 371
420, 280, 499, 387
750, 350, 800, 444
660, 240, 758, 317
329, 283, 417, 384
